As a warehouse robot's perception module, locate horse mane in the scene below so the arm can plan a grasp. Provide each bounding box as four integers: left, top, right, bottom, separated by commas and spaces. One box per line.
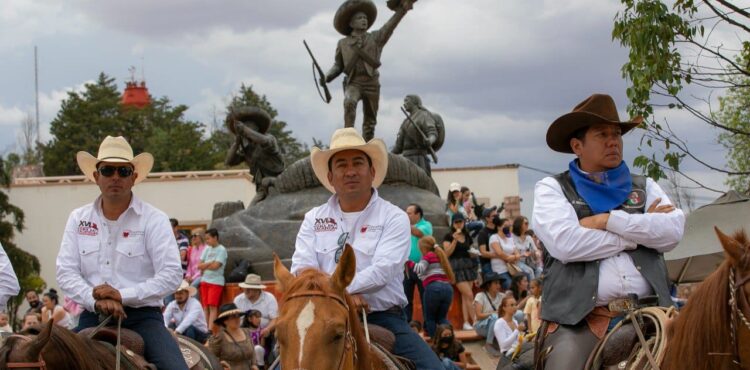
287, 268, 372, 369
0, 324, 107, 370
663, 230, 749, 370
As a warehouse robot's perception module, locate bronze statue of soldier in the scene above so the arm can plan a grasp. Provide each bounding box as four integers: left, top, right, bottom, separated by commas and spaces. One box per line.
321, 0, 415, 141
225, 106, 285, 205
392, 94, 444, 176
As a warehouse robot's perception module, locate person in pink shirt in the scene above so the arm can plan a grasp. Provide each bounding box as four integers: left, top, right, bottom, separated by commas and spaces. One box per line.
186, 228, 207, 295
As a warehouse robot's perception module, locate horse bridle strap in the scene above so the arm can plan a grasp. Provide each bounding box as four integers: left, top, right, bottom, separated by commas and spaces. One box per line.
5, 335, 47, 370
728, 267, 750, 369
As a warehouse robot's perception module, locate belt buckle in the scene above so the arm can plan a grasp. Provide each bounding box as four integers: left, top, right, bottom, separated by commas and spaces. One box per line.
607, 298, 631, 313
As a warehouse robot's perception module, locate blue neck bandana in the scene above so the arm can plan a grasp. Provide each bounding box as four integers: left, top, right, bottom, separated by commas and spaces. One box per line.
568, 160, 632, 214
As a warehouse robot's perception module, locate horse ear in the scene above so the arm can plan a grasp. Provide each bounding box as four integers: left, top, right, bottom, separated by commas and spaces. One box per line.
331, 244, 356, 294
273, 252, 294, 293
27, 319, 53, 360
715, 226, 743, 264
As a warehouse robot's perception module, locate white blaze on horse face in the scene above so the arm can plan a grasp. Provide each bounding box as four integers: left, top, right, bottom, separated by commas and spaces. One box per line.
296, 300, 316, 365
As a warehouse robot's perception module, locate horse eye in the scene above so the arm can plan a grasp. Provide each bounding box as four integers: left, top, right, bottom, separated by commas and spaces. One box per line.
331, 332, 344, 343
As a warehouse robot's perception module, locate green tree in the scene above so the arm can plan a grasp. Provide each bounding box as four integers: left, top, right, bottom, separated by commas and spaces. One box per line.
42, 73, 217, 175
715, 52, 750, 193
612, 0, 749, 192
0, 156, 45, 329
211, 84, 309, 167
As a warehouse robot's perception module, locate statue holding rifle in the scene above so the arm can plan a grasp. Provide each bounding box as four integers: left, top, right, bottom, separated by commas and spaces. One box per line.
392, 94, 444, 176
317, 0, 415, 141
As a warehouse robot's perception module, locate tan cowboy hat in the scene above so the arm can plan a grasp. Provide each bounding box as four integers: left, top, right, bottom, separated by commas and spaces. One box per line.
226, 106, 272, 136
175, 280, 198, 297
76, 136, 153, 184
310, 127, 388, 193
334, 0, 378, 35
546, 93, 643, 154
238, 274, 267, 290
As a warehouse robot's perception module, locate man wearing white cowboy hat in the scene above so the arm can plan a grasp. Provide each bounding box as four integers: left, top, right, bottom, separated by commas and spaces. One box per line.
233, 273, 278, 335
291, 128, 442, 369
531, 94, 684, 369
56, 136, 186, 370
164, 280, 208, 343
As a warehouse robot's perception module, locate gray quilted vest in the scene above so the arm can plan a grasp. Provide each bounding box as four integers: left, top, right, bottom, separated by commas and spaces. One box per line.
540, 171, 673, 325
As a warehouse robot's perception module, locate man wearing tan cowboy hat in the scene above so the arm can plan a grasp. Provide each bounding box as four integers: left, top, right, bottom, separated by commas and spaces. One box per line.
290, 127, 442, 369
531, 94, 685, 369
233, 274, 278, 334
321, 0, 415, 141
56, 136, 186, 370
164, 280, 208, 343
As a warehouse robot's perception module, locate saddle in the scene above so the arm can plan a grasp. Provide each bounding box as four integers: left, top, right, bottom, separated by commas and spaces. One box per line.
366, 324, 416, 370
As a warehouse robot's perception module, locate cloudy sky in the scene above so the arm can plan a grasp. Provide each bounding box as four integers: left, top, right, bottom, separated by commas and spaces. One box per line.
0, 0, 738, 215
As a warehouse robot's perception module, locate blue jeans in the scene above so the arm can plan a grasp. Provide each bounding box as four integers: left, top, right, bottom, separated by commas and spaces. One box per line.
498, 272, 512, 290
474, 313, 499, 345
77, 307, 188, 370
441, 357, 462, 370
402, 267, 425, 323
367, 310, 444, 370
423, 281, 453, 337
168, 322, 209, 344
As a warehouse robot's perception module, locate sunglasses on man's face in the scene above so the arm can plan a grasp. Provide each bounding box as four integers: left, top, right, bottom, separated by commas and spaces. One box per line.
98, 165, 134, 178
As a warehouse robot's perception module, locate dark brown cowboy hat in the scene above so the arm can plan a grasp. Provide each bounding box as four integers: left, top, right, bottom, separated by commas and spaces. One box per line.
546, 94, 643, 154
226, 106, 272, 135
334, 0, 377, 35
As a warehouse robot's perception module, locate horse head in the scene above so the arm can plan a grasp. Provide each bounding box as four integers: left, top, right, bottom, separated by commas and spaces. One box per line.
715, 227, 750, 366
273, 244, 371, 370
0, 320, 53, 370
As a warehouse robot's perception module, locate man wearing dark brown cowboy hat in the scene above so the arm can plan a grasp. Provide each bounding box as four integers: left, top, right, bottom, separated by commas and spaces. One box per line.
321, 0, 415, 141
531, 94, 685, 369
56, 136, 186, 370
225, 106, 285, 204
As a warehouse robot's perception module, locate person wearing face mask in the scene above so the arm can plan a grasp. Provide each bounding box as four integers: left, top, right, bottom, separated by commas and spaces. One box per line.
430, 324, 468, 370
488, 217, 519, 290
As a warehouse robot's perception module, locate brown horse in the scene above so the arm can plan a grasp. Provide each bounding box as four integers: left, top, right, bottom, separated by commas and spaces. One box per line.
662, 227, 750, 369
273, 244, 391, 370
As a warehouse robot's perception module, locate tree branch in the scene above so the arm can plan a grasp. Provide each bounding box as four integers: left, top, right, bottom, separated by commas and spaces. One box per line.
704, 0, 750, 33
713, 0, 750, 20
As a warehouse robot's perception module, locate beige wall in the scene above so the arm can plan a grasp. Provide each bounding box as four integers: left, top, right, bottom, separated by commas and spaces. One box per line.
7, 170, 255, 292
432, 164, 520, 213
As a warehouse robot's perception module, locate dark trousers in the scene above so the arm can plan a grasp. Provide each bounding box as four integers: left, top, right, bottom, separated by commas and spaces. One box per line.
422, 281, 453, 337
367, 310, 444, 370
168, 322, 209, 344
402, 267, 425, 323
77, 307, 188, 370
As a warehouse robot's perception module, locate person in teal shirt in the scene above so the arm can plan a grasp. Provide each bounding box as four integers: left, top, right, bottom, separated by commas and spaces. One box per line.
199, 228, 228, 331
404, 204, 432, 323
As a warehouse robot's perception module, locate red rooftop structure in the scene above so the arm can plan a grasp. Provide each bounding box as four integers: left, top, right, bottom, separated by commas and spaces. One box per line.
121, 67, 150, 108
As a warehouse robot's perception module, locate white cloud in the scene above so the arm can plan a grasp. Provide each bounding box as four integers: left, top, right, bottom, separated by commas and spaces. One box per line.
0, 0, 85, 52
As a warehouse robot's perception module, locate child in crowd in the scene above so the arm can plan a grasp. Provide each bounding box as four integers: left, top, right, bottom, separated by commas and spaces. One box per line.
246, 309, 266, 370
199, 228, 228, 331
413, 236, 456, 337
524, 278, 543, 335
431, 324, 468, 370
22, 312, 41, 330
494, 295, 526, 358
510, 275, 530, 324
0, 311, 12, 333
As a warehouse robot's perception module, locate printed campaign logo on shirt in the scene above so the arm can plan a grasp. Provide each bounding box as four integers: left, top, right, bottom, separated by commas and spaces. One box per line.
77, 220, 99, 236
314, 217, 338, 232
360, 224, 384, 234
122, 230, 145, 238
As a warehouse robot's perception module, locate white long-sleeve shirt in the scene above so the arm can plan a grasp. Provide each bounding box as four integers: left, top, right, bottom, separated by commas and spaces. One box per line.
291, 189, 410, 312
56, 195, 183, 312
0, 242, 20, 310
163, 297, 208, 334
532, 176, 685, 306
493, 318, 520, 354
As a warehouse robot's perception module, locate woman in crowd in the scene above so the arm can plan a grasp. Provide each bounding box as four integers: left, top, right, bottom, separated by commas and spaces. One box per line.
473, 272, 505, 355
488, 217, 519, 290
41, 289, 72, 329
493, 295, 526, 358
442, 213, 477, 330
209, 303, 258, 370
186, 227, 207, 297
510, 275, 530, 324
445, 183, 467, 226
431, 324, 468, 370
413, 236, 456, 337
524, 278, 543, 335
512, 216, 540, 279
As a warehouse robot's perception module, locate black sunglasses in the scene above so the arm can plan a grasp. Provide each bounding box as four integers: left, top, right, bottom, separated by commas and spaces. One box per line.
191, 234, 201, 238
98, 165, 134, 178
334, 231, 350, 263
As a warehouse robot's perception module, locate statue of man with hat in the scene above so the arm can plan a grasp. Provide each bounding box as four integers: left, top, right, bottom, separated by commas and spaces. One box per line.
56, 136, 186, 370
289, 127, 443, 369
225, 106, 285, 205
321, 0, 415, 141
391, 94, 442, 176
531, 94, 685, 369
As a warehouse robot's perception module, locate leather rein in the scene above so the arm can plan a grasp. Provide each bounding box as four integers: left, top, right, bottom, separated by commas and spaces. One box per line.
4, 334, 46, 370
283, 290, 357, 370
729, 267, 750, 369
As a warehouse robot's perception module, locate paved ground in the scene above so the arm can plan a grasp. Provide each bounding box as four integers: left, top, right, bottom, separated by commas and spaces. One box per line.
465, 340, 499, 369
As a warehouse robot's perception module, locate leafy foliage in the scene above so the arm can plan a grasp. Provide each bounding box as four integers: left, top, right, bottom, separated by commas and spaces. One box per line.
714, 51, 750, 193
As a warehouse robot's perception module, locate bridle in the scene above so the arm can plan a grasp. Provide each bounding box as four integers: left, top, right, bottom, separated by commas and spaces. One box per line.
729, 267, 750, 369
4, 334, 47, 370
283, 290, 357, 370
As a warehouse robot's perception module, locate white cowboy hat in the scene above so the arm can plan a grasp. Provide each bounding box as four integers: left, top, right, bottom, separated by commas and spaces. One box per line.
76, 136, 154, 184
175, 280, 198, 297
238, 274, 267, 290
310, 128, 388, 193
